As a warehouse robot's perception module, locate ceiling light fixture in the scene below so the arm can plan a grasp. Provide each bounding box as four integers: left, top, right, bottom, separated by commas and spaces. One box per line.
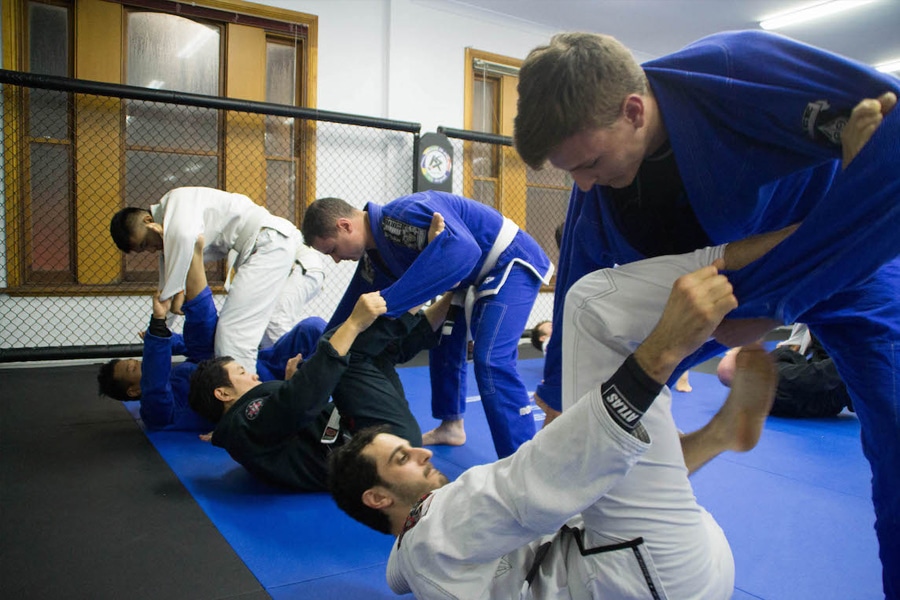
874, 58, 900, 73
759, 0, 878, 30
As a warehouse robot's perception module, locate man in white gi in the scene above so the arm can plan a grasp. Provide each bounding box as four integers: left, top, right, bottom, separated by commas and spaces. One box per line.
328, 226, 795, 598
110, 187, 325, 374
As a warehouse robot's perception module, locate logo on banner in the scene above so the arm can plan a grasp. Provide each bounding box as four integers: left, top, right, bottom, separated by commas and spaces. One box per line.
420, 145, 452, 184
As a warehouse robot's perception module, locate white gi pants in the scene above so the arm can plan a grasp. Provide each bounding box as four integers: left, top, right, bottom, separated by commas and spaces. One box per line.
562, 246, 734, 599
215, 228, 324, 373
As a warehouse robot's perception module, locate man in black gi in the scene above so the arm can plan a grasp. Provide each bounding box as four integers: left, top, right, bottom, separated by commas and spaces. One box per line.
189, 291, 452, 491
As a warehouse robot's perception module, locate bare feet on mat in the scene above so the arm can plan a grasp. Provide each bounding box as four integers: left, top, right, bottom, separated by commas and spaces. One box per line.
422, 419, 466, 446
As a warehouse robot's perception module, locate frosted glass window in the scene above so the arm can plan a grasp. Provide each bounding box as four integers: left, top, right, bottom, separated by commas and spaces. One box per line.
29, 142, 72, 276
125, 12, 220, 149
127, 12, 219, 95
265, 40, 299, 220
28, 2, 69, 140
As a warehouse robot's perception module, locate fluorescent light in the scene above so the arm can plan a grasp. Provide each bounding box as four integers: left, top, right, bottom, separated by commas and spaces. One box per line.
875, 58, 900, 73
759, 0, 878, 30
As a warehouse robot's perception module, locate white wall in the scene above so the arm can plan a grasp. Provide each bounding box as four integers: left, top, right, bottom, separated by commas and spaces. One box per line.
268, 0, 557, 129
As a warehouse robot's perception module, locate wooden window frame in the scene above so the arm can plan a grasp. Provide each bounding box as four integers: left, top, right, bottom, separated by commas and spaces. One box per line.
1, 0, 318, 295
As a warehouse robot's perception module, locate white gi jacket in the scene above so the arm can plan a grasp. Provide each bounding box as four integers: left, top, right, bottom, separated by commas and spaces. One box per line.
150, 187, 300, 301
387, 391, 657, 599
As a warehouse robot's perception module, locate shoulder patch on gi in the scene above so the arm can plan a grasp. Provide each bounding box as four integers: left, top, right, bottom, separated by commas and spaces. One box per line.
244, 398, 265, 421
398, 492, 434, 547
801, 99, 847, 145
382, 217, 427, 250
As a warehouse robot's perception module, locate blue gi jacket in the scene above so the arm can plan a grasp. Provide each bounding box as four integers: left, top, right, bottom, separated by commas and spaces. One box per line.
539, 30, 900, 411
327, 190, 552, 328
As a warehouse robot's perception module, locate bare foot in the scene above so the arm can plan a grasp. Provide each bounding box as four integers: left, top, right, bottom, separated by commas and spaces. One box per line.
843, 91, 897, 169
422, 419, 466, 446
715, 343, 777, 452
674, 371, 692, 393
427, 212, 445, 243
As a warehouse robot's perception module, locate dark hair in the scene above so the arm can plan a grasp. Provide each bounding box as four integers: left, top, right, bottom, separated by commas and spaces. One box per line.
530, 320, 551, 351
301, 197, 355, 244
110, 207, 150, 252
97, 359, 131, 401
328, 424, 393, 535
188, 356, 235, 423
554, 221, 565, 250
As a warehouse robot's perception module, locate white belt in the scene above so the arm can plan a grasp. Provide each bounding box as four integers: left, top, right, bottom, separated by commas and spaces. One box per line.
475, 217, 518, 286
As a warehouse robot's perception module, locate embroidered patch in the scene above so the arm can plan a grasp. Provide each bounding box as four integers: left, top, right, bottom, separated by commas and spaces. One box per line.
801, 99, 847, 145
398, 492, 434, 547
244, 398, 265, 421
382, 217, 427, 250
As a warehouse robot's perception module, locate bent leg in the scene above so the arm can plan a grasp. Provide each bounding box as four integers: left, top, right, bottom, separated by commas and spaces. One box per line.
256, 316, 327, 381
261, 234, 325, 347
564, 246, 735, 600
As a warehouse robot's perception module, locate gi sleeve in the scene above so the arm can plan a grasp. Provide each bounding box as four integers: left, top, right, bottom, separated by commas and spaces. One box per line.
380, 213, 481, 317
180, 287, 218, 363
138, 330, 178, 429
271, 338, 351, 429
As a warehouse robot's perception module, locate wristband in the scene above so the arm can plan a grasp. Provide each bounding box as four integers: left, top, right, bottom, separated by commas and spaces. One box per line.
148, 317, 171, 338
600, 354, 664, 431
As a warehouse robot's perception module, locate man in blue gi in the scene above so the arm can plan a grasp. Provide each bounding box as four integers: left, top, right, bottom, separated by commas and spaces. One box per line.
302, 192, 553, 458
97, 236, 325, 431
513, 30, 900, 597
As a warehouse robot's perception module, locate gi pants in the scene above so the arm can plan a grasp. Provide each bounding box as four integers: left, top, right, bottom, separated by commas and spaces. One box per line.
559, 245, 734, 599
216, 228, 323, 373
327, 312, 439, 446
429, 262, 544, 458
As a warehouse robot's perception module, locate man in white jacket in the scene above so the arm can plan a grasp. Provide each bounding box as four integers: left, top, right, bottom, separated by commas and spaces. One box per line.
328, 236, 786, 599
111, 187, 325, 374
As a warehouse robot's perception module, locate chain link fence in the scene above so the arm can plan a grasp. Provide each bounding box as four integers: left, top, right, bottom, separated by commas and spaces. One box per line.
1, 71, 566, 361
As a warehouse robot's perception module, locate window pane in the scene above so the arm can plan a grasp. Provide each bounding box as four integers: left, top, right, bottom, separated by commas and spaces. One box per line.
127, 12, 219, 95
527, 164, 572, 188
526, 186, 570, 264
266, 159, 295, 221
266, 43, 296, 159
473, 180, 496, 209
471, 140, 496, 178
125, 12, 220, 149
28, 3, 68, 76
471, 78, 497, 133
28, 3, 70, 139
29, 142, 72, 274
126, 101, 218, 151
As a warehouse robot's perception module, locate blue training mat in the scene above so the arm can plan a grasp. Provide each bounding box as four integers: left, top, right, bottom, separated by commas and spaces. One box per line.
125, 359, 880, 599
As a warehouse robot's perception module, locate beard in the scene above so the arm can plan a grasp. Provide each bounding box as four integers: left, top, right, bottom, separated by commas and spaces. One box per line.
387, 466, 449, 506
